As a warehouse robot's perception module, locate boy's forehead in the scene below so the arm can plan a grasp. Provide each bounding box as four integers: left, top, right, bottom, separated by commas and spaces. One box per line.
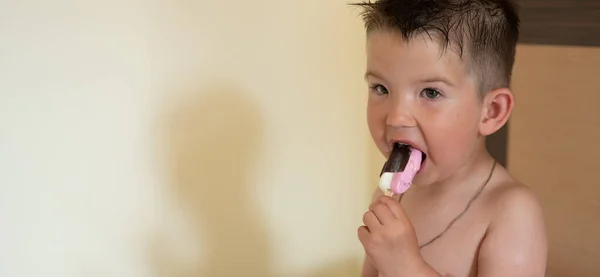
365, 31, 468, 84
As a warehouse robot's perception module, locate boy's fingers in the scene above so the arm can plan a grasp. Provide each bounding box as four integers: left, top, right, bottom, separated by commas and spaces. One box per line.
362, 210, 381, 229
357, 225, 372, 246
377, 195, 408, 219
369, 201, 395, 224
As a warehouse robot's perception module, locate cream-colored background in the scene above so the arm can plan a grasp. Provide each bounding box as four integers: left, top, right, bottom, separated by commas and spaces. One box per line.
0, 1, 377, 276
509, 44, 600, 277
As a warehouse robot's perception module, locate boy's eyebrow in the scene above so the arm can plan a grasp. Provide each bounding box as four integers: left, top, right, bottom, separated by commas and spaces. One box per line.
419, 76, 455, 87
365, 71, 456, 87
364, 70, 384, 80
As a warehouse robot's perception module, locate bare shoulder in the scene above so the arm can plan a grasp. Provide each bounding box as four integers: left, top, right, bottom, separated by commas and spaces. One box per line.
487, 178, 545, 220
477, 175, 548, 277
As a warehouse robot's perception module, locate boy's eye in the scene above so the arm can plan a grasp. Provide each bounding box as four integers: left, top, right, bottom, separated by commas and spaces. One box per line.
421, 88, 442, 99
370, 84, 389, 95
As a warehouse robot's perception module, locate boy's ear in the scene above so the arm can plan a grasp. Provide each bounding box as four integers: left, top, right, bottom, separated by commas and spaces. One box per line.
479, 87, 514, 136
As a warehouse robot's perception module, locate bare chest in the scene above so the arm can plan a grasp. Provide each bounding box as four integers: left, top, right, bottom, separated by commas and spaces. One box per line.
376, 217, 487, 277
407, 205, 490, 277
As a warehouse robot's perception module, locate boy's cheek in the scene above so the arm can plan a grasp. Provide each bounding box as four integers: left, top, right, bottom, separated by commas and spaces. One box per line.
427, 125, 479, 165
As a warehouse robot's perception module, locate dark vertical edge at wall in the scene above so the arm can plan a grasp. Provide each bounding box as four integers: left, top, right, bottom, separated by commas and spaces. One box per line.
496, 1, 600, 167
486, 122, 509, 167
518, 0, 600, 47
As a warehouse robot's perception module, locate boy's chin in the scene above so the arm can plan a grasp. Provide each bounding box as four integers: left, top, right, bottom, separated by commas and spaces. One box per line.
411, 165, 436, 188
412, 173, 426, 186
411, 175, 436, 189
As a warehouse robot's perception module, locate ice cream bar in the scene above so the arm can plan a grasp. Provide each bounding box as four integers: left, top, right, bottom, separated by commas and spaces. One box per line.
379, 144, 423, 196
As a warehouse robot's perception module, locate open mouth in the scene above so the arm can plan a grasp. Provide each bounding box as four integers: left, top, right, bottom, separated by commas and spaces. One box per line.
394, 142, 427, 167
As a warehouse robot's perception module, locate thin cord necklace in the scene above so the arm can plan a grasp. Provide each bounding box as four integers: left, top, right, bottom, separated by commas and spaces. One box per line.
401, 160, 497, 249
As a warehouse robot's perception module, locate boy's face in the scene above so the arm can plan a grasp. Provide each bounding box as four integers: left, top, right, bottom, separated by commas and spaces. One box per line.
366, 30, 485, 186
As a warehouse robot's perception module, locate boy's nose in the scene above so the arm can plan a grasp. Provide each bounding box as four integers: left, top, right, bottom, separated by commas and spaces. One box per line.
386, 102, 416, 128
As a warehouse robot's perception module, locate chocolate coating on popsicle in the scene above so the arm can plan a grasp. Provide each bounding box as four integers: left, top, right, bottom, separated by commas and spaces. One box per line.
380, 144, 411, 175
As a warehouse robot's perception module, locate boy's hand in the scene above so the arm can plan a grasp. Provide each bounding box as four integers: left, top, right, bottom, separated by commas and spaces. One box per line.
358, 195, 431, 277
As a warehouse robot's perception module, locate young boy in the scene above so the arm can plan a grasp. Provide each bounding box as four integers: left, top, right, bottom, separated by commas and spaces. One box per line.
353, 1, 548, 276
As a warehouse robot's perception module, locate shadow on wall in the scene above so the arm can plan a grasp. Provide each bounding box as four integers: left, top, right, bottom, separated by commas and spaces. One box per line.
150, 84, 272, 277
148, 84, 361, 277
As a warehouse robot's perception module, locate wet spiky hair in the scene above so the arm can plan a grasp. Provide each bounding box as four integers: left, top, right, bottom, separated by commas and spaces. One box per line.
352, 0, 520, 93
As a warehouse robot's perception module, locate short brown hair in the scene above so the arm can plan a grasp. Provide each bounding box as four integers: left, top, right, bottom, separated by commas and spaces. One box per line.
352, 0, 520, 93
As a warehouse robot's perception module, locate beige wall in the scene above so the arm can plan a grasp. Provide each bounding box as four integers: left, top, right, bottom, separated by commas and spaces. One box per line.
0, 1, 372, 276
510, 44, 600, 277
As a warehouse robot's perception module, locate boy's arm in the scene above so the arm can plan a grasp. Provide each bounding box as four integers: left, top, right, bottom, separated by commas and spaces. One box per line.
361, 256, 378, 277
361, 187, 385, 277
477, 186, 548, 277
